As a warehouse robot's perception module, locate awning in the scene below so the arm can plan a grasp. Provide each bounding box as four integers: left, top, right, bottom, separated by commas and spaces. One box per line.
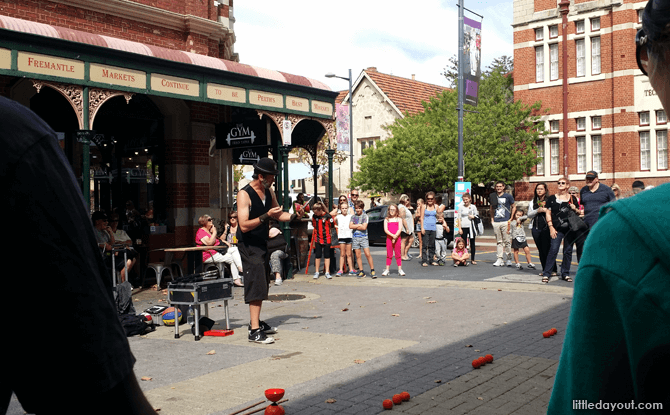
0, 15, 337, 118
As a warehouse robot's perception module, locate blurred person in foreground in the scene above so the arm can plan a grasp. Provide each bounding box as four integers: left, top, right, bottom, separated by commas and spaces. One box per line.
0, 96, 157, 414
548, 1, 670, 411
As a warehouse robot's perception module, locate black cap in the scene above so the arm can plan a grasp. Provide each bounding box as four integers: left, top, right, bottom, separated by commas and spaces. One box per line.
253, 157, 279, 175
632, 180, 645, 189
585, 171, 598, 179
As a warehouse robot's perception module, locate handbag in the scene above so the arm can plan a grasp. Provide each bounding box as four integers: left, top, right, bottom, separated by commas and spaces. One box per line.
472, 215, 483, 236
567, 210, 588, 232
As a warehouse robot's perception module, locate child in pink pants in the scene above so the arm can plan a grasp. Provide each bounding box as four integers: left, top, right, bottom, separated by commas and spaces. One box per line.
382, 204, 405, 276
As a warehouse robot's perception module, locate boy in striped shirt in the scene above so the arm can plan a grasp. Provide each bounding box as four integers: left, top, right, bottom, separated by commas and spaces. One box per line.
311, 202, 334, 279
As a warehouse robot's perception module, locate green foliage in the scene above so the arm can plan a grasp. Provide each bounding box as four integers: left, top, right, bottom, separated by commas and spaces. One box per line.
352, 56, 544, 195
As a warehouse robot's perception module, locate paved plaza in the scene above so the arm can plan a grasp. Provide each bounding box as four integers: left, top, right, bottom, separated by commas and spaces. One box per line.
6, 235, 575, 415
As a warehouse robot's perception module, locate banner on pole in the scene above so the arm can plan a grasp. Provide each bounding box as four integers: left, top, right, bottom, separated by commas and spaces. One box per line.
453, 181, 472, 236
335, 103, 350, 152
463, 17, 481, 106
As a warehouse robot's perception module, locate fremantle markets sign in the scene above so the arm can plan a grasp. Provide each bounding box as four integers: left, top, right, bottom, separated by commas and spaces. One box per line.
2, 50, 335, 118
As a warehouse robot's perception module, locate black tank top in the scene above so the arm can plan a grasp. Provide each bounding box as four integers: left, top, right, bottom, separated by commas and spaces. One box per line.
236, 183, 272, 246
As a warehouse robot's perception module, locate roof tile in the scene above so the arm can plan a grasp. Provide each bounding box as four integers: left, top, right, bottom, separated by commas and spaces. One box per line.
364, 70, 449, 116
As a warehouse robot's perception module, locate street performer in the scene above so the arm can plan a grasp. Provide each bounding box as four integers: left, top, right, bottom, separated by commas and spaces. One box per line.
237, 157, 296, 344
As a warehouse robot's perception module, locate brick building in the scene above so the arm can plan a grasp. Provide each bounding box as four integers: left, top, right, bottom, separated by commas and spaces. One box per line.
0, 0, 337, 274
513, 0, 666, 199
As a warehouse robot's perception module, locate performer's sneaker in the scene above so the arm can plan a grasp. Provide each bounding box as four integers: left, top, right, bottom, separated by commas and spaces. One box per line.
248, 328, 274, 344
248, 320, 278, 335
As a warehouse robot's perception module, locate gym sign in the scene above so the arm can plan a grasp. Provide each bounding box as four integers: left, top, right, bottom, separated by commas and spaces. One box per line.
232, 146, 270, 165
215, 120, 267, 149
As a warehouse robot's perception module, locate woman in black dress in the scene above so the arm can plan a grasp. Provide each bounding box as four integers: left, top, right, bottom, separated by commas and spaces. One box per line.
527, 182, 556, 279
542, 177, 580, 283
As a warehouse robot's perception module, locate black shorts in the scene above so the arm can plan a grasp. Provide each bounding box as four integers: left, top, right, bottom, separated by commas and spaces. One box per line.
238, 241, 270, 304
512, 239, 528, 250
314, 242, 332, 258
338, 238, 352, 244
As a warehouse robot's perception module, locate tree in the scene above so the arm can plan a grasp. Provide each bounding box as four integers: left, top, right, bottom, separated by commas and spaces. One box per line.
290, 134, 348, 169
441, 55, 459, 89
442, 54, 513, 89
351, 57, 544, 195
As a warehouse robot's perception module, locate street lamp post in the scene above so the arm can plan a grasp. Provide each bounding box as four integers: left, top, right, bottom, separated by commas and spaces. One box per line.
325, 70, 353, 191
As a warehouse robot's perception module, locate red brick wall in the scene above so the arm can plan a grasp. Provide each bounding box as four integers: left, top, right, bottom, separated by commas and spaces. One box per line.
513, 6, 670, 201
188, 101, 222, 124
168, 183, 209, 209
0, 0, 230, 57
534, 0, 556, 13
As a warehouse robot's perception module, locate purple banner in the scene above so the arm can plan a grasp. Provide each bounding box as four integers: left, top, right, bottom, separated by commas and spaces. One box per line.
463, 17, 481, 106
336, 103, 350, 152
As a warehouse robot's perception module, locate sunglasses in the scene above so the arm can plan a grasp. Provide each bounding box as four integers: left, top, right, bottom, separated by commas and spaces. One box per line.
351, 194, 359, 197
557, 181, 567, 185
636, 29, 650, 76
426, 197, 435, 201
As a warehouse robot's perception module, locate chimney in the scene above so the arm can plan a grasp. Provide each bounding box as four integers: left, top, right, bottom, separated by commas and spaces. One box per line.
366, 67, 377, 72
411, 74, 415, 80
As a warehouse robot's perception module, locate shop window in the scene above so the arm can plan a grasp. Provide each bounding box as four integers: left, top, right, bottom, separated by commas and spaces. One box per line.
577, 136, 586, 173
640, 111, 650, 126
550, 44, 559, 80
536, 139, 545, 175
591, 17, 600, 31
640, 131, 651, 170
592, 37, 601, 75
592, 116, 602, 130
576, 39, 586, 77
360, 139, 376, 155
536, 46, 544, 82
550, 139, 560, 175
592, 135, 602, 172
658, 130, 668, 170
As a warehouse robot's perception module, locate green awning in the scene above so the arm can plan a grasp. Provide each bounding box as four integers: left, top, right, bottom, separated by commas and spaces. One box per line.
0, 15, 337, 118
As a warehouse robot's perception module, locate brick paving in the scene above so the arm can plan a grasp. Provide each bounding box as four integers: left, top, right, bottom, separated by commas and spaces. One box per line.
387, 355, 558, 414
269, 299, 570, 415
5, 241, 573, 415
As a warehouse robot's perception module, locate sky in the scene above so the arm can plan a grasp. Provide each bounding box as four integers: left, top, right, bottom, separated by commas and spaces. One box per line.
233, 0, 515, 92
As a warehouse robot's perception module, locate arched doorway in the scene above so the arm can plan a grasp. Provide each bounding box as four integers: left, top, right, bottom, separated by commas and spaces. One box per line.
91, 94, 165, 240
29, 87, 80, 172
